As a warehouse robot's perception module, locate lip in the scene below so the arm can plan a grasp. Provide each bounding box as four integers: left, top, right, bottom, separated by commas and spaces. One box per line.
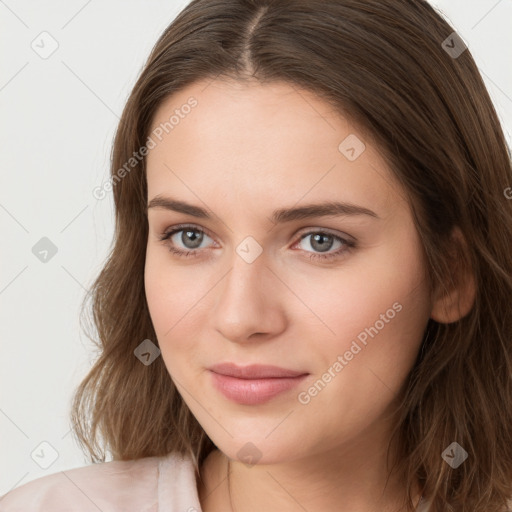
209, 363, 309, 405
209, 362, 308, 379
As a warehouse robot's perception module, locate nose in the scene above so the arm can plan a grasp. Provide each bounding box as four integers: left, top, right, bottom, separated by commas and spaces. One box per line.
212, 250, 287, 344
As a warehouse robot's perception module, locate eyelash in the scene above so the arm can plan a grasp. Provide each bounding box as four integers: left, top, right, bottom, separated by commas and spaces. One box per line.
158, 224, 356, 262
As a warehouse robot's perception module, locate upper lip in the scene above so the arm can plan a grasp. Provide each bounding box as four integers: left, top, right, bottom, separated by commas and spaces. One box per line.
209, 363, 308, 379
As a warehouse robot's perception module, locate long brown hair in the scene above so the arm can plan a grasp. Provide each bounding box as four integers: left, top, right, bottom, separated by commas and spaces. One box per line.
70, 1, 512, 510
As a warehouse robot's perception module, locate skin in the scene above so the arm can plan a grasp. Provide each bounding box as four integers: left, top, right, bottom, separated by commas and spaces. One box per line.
144, 78, 471, 511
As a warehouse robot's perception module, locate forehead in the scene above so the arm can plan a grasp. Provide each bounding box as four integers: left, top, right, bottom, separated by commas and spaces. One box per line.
146, 78, 407, 216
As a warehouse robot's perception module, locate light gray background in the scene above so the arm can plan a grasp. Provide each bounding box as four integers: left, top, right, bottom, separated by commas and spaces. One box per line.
1, 0, 511, 495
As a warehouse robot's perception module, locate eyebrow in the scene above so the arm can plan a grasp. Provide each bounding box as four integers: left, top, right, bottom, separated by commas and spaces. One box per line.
147, 196, 379, 223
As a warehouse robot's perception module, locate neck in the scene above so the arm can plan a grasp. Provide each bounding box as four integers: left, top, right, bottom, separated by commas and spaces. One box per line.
198, 438, 422, 512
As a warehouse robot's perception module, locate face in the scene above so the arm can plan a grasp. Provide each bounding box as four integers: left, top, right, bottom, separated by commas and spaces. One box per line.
144, 78, 433, 465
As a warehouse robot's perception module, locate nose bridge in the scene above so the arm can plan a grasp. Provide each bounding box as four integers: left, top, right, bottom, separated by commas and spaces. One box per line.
213, 245, 285, 341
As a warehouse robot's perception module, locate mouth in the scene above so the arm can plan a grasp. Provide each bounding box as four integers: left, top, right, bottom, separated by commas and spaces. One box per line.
209, 363, 309, 405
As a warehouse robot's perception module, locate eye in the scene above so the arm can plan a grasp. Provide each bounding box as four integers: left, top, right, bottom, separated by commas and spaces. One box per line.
158, 224, 356, 262
293, 230, 355, 262
158, 224, 215, 259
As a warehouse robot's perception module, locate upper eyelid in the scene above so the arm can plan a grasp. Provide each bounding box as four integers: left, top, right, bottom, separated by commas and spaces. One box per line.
163, 224, 215, 241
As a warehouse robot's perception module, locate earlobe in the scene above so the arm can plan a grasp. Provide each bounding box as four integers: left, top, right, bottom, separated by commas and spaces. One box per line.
430, 228, 476, 324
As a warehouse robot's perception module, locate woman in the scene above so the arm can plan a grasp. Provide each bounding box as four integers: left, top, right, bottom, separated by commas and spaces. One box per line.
2, 0, 511, 511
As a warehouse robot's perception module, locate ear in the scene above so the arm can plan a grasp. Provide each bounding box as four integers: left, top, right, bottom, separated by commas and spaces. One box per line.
430, 227, 476, 324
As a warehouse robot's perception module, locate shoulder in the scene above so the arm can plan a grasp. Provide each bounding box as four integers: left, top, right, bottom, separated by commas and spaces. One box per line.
0, 454, 162, 512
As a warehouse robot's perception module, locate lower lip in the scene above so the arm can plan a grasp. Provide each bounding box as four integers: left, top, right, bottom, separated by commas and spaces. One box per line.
210, 371, 309, 405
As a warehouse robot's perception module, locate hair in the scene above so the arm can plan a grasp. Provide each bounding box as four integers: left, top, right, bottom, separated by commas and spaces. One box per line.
69, 0, 512, 510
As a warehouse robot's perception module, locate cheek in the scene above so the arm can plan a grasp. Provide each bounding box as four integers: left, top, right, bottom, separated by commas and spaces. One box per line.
144, 248, 213, 372
287, 241, 430, 443
292, 234, 430, 376
145, 247, 200, 324
144, 250, 175, 332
